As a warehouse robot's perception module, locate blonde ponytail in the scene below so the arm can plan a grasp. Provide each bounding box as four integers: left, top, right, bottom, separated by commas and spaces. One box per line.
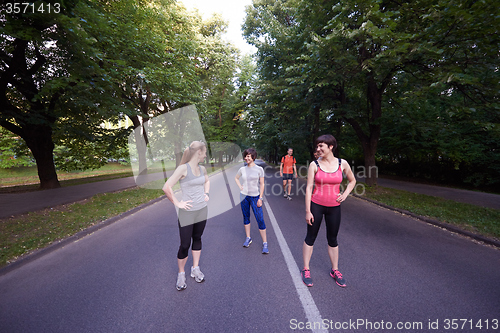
180, 141, 206, 165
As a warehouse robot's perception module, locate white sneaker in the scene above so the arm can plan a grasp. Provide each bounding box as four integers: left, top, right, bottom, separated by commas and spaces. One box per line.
176, 272, 187, 291
190, 266, 205, 283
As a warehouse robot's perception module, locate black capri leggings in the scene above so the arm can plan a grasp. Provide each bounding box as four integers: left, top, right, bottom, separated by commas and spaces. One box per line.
304, 201, 341, 248
177, 206, 208, 260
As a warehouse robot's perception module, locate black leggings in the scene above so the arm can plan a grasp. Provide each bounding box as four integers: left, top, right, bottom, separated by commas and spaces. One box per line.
177, 207, 207, 260
304, 201, 341, 247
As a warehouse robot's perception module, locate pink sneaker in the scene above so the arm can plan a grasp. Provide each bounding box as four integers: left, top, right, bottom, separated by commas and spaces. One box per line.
330, 269, 346, 287
301, 269, 313, 287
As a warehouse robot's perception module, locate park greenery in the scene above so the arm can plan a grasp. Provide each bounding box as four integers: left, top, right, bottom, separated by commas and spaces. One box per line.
1, 0, 246, 189
243, 0, 499, 188
1, 0, 499, 192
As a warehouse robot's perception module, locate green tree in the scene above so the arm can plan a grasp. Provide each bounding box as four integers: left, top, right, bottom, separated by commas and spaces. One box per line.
0, 0, 132, 188
0, 0, 208, 186
364, 0, 500, 188
192, 13, 240, 163
243, 0, 319, 163
1, 0, 80, 188
232, 54, 257, 148
244, 0, 499, 187
79, 0, 202, 172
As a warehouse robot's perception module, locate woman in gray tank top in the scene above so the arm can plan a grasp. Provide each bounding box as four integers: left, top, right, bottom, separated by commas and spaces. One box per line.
163, 141, 210, 291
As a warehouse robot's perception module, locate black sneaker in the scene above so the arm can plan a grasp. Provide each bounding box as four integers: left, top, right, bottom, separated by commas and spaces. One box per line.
330, 269, 346, 287
301, 269, 313, 287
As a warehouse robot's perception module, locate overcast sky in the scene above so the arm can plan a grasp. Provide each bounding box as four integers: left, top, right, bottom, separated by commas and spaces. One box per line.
180, 0, 257, 55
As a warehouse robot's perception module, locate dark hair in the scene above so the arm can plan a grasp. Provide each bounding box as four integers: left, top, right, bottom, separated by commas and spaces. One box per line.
315, 134, 337, 152
243, 148, 257, 161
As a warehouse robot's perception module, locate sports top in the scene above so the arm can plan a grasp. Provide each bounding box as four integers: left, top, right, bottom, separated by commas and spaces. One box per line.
179, 163, 207, 211
281, 155, 296, 174
311, 158, 343, 207
237, 165, 264, 196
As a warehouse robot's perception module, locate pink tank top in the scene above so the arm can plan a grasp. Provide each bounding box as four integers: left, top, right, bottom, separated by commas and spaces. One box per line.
311, 159, 343, 207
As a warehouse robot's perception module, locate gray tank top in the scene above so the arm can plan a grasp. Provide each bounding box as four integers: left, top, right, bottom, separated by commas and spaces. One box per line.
179, 163, 207, 211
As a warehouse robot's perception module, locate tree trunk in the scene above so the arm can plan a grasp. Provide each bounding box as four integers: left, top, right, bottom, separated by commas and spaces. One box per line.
129, 115, 148, 175
23, 124, 60, 189
218, 85, 227, 127
361, 136, 379, 186
343, 117, 380, 186
364, 75, 382, 186
218, 151, 223, 167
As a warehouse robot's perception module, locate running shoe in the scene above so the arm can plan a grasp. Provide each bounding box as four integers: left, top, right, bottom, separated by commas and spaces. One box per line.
176, 272, 187, 291
262, 242, 269, 254
190, 266, 205, 283
301, 269, 313, 287
287, 195, 292, 201
330, 269, 346, 287
284, 192, 288, 198
243, 237, 252, 247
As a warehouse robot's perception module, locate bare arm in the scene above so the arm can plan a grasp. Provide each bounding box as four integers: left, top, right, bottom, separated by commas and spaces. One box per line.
202, 166, 210, 202
336, 159, 356, 203
257, 176, 265, 207
305, 162, 317, 225
162, 165, 192, 209
235, 173, 243, 191
259, 176, 265, 198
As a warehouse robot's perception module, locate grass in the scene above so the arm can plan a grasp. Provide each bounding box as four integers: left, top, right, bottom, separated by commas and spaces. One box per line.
0, 163, 134, 192
358, 185, 500, 241
0, 187, 162, 267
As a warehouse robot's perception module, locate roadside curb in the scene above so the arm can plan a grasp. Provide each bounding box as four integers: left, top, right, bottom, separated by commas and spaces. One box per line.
0, 195, 167, 277
353, 194, 500, 249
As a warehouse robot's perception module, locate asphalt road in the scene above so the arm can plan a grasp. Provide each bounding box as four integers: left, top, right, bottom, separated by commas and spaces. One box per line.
0, 161, 499, 333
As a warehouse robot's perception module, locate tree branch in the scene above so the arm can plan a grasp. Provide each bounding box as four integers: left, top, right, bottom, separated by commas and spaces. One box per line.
0, 120, 23, 137
27, 45, 46, 76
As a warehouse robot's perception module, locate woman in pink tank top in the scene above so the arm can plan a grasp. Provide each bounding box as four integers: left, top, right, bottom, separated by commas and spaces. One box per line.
300, 134, 356, 288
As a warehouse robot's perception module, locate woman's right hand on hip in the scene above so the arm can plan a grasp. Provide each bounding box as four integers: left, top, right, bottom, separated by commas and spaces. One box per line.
177, 200, 193, 210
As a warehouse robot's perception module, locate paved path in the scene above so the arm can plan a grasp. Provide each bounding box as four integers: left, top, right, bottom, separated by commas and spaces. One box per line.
0, 173, 166, 219
1, 162, 499, 332
376, 178, 500, 210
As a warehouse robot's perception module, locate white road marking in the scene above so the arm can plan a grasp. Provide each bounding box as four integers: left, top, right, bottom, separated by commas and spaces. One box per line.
263, 200, 328, 333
